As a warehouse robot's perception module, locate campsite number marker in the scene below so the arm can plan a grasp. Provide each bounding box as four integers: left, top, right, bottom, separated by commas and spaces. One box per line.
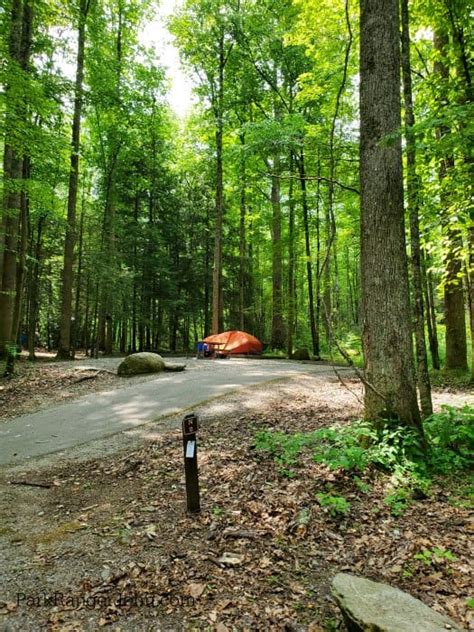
182, 413, 200, 514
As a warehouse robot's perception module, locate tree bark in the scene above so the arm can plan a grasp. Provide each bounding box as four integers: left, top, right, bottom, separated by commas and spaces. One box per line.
211, 33, 225, 334
0, 0, 32, 362
72, 196, 86, 357
287, 154, 296, 358
422, 251, 440, 370
270, 153, 286, 349
468, 224, 474, 382
434, 31, 467, 371
298, 148, 319, 358
400, 0, 433, 418
57, 0, 90, 358
359, 0, 422, 430
239, 133, 246, 332
28, 216, 44, 360
12, 157, 30, 346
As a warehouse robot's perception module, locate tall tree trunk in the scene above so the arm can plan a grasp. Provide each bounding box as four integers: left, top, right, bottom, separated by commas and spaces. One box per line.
28, 216, 44, 360
72, 197, 86, 357
315, 155, 322, 348
321, 0, 352, 347
434, 31, 467, 370
57, 0, 90, 359
422, 251, 440, 370
83, 271, 91, 355
97, 5, 122, 356
12, 158, 30, 345
400, 0, 433, 418
299, 148, 319, 358
239, 133, 246, 332
211, 33, 225, 334
270, 153, 285, 349
360, 0, 422, 430
204, 203, 211, 337
0, 0, 32, 364
468, 224, 474, 382
287, 155, 296, 358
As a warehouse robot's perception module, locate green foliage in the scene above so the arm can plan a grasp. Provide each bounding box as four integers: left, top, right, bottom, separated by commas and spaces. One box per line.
423, 405, 474, 473
384, 488, 411, 517
413, 547, 457, 566
448, 481, 473, 509
353, 476, 371, 493
311, 421, 425, 476
255, 406, 473, 518
315, 493, 351, 517
254, 430, 320, 476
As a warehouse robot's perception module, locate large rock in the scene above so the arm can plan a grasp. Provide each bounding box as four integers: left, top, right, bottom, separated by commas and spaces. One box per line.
290, 348, 311, 361
332, 573, 462, 632
117, 352, 166, 376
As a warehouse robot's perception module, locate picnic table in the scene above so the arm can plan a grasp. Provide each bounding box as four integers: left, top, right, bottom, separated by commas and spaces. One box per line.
206, 342, 228, 358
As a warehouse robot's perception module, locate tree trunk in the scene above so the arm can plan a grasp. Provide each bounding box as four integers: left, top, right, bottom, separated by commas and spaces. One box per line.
422, 251, 440, 370
12, 158, 30, 346
28, 216, 44, 360
299, 148, 319, 358
211, 33, 225, 334
57, 0, 90, 359
400, 0, 433, 418
360, 0, 422, 430
315, 155, 322, 347
72, 196, 86, 357
270, 153, 285, 349
204, 202, 211, 337
287, 155, 296, 358
239, 133, 246, 332
0, 0, 32, 363
468, 224, 474, 381
434, 31, 467, 371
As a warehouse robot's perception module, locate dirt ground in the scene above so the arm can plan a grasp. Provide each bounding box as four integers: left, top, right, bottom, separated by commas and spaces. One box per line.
0, 373, 472, 631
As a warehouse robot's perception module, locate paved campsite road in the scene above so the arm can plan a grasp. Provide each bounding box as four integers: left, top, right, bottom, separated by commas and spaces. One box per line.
0, 358, 353, 465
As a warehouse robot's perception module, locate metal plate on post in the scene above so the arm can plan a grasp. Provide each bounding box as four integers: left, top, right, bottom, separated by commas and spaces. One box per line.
185, 440, 196, 458
183, 413, 199, 436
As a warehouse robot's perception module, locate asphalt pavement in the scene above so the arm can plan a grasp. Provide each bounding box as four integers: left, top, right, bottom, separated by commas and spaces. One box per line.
0, 357, 351, 465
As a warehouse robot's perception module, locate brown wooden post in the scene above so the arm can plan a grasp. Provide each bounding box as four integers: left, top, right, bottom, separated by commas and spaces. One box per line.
182, 413, 200, 514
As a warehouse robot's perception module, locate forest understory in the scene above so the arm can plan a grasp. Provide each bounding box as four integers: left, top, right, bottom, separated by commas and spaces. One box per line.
1, 374, 472, 631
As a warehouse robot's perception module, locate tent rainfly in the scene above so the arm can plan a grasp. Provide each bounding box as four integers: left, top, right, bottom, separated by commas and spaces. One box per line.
203, 330, 263, 355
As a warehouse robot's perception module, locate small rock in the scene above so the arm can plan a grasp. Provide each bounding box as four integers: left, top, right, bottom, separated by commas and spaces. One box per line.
218, 552, 244, 566
290, 348, 311, 361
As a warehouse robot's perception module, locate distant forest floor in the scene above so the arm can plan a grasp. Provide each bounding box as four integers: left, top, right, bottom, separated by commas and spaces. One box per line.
0, 373, 472, 630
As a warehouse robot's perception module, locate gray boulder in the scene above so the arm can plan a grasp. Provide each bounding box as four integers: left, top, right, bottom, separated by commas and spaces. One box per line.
332, 573, 462, 632
290, 348, 311, 361
117, 352, 185, 376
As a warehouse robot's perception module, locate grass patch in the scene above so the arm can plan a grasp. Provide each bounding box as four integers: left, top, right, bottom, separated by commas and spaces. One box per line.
30, 520, 87, 545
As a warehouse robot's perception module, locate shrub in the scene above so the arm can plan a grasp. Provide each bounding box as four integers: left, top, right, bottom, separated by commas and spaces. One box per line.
424, 405, 474, 474
315, 493, 351, 517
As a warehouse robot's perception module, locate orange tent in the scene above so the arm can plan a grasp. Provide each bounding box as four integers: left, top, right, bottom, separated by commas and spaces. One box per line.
203, 330, 263, 355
